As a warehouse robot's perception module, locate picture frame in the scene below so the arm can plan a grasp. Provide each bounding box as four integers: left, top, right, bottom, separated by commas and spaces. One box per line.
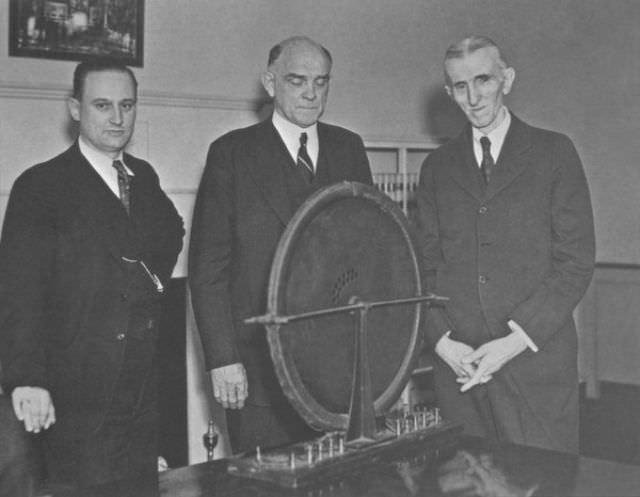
9, 0, 144, 67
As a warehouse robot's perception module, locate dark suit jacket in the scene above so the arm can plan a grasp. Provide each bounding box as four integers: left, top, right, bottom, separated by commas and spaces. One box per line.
189, 118, 372, 406
415, 114, 595, 451
0, 142, 184, 438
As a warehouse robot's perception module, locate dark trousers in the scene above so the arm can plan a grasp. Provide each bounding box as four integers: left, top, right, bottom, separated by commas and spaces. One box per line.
226, 400, 320, 454
0, 395, 39, 497
434, 359, 579, 454
44, 337, 159, 491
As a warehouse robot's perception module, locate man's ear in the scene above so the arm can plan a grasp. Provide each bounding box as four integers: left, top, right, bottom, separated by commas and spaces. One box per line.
261, 71, 275, 98
67, 97, 81, 122
502, 67, 516, 95
444, 85, 453, 99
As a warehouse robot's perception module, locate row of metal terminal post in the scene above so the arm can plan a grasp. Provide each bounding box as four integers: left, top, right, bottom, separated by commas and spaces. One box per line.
245, 406, 442, 469
373, 172, 420, 205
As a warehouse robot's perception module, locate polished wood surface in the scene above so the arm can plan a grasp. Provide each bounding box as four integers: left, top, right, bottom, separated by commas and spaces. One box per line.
47, 434, 640, 496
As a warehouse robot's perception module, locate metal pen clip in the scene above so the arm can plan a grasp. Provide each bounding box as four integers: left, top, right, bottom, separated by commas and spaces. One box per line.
140, 260, 164, 293
121, 257, 164, 293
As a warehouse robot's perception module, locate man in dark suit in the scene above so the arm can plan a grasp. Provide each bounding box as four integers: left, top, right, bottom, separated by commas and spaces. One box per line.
0, 58, 184, 489
415, 36, 595, 453
189, 36, 372, 454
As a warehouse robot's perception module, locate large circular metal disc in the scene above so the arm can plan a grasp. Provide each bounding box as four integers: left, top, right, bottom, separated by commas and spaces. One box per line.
266, 182, 423, 432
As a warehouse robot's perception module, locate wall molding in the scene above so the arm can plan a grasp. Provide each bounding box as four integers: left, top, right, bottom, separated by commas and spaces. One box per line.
0, 81, 447, 146
0, 82, 450, 149
0, 80, 266, 111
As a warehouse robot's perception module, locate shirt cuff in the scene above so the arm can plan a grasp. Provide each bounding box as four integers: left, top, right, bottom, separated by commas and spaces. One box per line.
507, 319, 539, 352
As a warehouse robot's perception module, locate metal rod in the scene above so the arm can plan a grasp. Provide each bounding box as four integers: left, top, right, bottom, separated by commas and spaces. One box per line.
244, 293, 447, 325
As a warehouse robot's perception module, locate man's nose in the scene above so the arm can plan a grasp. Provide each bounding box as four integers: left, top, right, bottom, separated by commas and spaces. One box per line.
466, 84, 480, 106
302, 82, 317, 100
110, 106, 123, 124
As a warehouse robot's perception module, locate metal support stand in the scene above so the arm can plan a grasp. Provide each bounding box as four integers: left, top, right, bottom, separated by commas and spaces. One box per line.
346, 299, 376, 442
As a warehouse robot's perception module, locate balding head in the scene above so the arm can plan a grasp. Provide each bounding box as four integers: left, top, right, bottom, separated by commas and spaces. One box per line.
267, 36, 332, 71
261, 36, 332, 128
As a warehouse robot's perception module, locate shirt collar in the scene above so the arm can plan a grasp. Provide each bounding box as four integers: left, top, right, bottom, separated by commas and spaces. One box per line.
271, 111, 319, 167
78, 136, 134, 176
472, 107, 511, 163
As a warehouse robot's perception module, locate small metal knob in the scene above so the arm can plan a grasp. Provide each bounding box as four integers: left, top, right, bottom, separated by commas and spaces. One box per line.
203, 419, 219, 461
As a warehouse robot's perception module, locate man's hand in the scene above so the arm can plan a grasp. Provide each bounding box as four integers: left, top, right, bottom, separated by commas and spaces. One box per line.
435, 334, 478, 381
12, 386, 56, 433
211, 363, 248, 409
458, 332, 528, 392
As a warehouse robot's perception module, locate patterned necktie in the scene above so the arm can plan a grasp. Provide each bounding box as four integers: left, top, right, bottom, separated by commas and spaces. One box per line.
297, 132, 314, 183
480, 136, 494, 185
112, 159, 131, 214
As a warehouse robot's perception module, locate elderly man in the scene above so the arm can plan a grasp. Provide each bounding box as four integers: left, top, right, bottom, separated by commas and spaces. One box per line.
0, 58, 184, 489
415, 36, 595, 453
189, 36, 372, 453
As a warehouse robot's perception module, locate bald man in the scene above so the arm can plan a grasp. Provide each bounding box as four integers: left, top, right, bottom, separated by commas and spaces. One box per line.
189, 36, 372, 453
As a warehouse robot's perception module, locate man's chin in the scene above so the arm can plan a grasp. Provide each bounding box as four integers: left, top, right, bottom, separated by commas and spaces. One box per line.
470, 118, 496, 132
294, 112, 323, 128
105, 139, 131, 151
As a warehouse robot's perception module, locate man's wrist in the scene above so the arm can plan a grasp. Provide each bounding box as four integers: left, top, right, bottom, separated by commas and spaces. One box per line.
507, 320, 538, 352
435, 330, 452, 354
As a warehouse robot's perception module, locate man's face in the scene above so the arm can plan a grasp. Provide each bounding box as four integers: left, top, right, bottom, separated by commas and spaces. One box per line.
68, 70, 137, 157
445, 47, 515, 133
262, 43, 331, 128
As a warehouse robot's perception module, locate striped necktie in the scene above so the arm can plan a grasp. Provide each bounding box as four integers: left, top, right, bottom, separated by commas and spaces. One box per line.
297, 132, 314, 183
480, 136, 494, 185
112, 159, 131, 214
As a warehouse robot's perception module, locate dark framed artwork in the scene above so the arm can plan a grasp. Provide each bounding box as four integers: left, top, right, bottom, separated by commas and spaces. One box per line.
9, 0, 144, 67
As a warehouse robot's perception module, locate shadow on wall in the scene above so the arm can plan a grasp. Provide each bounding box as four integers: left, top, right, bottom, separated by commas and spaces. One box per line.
421, 84, 466, 141
256, 100, 273, 122
65, 119, 77, 144
254, 77, 273, 122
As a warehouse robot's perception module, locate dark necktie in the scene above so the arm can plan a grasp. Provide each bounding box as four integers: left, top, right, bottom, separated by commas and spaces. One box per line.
480, 136, 494, 185
297, 132, 314, 183
112, 159, 131, 214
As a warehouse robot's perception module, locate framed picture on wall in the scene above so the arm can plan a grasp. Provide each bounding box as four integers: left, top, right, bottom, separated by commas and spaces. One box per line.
9, 0, 144, 67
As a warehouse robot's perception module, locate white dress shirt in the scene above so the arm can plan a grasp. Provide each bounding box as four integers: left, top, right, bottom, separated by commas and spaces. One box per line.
78, 137, 134, 198
272, 111, 319, 171
472, 106, 511, 168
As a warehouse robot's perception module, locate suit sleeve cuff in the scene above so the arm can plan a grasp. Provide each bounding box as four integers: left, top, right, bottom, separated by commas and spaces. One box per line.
507, 319, 539, 352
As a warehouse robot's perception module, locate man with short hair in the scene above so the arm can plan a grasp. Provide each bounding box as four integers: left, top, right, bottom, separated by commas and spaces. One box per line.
416, 36, 595, 453
0, 58, 184, 488
189, 36, 372, 453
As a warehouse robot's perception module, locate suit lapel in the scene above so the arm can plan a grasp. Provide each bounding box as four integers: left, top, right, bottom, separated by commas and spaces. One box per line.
316, 122, 336, 181
484, 114, 531, 201
246, 120, 293, 225
446, 126, 486, 201
63, 143, 131, 261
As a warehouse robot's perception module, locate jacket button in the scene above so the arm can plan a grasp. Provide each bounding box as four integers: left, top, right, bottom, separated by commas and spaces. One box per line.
478, 206, 487, 214
116, 333, 126, 341
479, 275, 487, 284
120, 293, 128, 302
